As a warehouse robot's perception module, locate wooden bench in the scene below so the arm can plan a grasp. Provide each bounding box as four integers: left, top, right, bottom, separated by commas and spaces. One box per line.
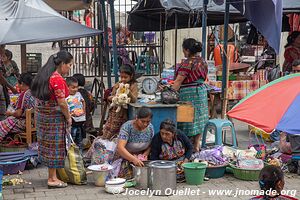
18, 108, 36, 145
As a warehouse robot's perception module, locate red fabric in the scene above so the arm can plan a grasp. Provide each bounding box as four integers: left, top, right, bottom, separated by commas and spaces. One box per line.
289, 14, 300, 33
49, 71, 69, 100
85, 16, 91, 28
16, 91, 25, 110
227, 76, 300, 133
283, 46, 300, 72
176, 56, 208, 84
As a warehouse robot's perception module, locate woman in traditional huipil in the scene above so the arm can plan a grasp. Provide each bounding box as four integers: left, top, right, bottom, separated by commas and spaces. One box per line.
31, 50, 73, 188
172, 38, 209, 152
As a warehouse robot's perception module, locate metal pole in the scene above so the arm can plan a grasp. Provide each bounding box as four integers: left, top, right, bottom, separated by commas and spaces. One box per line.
97, 2, 103, 82
109, 0, 119, 83
201, 0, 208, 59
174, 13, 178, 68
159, 13, 164, 77
221, 0, 230, 118
101, 0, 112, 88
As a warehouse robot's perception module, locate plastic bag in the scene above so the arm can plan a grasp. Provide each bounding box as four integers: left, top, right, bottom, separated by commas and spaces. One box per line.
191, 146, 228, 165
236, 148, 257, 160
85, 137, 117, 164
279, 132, 292, 154
248, 130, 266, 159
237, 158, 264, 169
57, 134, 87, 185
161, 86, 179, 104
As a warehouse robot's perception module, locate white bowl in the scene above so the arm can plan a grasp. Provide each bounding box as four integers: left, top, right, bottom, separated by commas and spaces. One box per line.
105, 178, 126, 194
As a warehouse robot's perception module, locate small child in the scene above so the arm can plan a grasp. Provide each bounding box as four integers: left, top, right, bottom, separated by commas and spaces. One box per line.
251, 165, 297, 200
101, 65, 138, 140
72, 73, 96, 135
66, 77, 86, 149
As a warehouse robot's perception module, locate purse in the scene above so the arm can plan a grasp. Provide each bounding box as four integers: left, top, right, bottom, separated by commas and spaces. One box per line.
161, 86, 179, 104
248, 129, 267, 160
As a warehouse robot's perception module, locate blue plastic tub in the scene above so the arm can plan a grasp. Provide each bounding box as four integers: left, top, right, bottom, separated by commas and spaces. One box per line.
0, 158, 28, 175
205, 164, 228, 179
0, 170, 3, 193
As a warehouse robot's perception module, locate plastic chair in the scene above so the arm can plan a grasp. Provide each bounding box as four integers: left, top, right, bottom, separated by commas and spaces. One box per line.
136, 55, 158, 75
201, 119, 238, 148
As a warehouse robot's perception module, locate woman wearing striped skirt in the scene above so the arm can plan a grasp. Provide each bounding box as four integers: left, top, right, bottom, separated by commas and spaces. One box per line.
172, 38, 209, 152
31, 50, 73, 188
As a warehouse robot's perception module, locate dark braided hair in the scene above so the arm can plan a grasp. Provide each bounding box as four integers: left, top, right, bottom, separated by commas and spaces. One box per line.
259, 165, 284, 199
285, 31, 300, 48
160, 119, 176, 134
182, 38, 202, 55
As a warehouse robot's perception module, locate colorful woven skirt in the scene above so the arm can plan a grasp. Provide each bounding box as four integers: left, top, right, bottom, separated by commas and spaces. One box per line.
0, 117, 25, 140
102, 107, 128, 140
36, 101, 66, 168
177, 85, 209, 137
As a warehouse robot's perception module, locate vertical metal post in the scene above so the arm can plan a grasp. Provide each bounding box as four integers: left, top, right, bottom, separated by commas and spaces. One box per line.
221, 0, 230, 118
159, 13, 164, 77
101, 0, 112, 88
174, 13, 178, 67
201, 0, 208, 59
20, 44, 27, 73
109, 0, 119, 83
214, 26, 219, 46
97, 2, 103, 81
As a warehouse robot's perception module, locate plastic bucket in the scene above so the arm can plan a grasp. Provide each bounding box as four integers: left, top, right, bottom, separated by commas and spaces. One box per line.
182, 162, 207, 185
205, 164, 227, 179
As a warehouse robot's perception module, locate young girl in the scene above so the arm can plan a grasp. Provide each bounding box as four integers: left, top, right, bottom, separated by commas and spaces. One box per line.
101, 65, 138, 140
251, 165, 297, 200
1, 49, 20, 86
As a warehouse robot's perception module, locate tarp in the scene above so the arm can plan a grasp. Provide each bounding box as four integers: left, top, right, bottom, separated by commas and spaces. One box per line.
43, 0, 91, 11
128, 0, 300, 31
128, 0, 245, 31
229, 0, 282, 54
0, 0, 102, 45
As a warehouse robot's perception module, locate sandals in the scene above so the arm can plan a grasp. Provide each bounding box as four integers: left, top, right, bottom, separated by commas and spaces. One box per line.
47, 182, 68, 189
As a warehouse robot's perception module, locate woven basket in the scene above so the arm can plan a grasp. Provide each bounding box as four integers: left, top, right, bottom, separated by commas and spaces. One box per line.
229, 163, 263, 181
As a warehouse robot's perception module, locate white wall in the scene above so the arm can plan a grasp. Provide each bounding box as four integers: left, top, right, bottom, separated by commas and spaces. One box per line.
164, 28, 203, 68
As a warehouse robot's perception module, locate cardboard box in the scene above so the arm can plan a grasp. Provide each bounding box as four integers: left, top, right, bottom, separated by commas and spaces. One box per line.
177, 104, 194, 122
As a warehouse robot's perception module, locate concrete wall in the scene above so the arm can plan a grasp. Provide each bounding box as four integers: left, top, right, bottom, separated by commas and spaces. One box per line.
163, 28, 203, 68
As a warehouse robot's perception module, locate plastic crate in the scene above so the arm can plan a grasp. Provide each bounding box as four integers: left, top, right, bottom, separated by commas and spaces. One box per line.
26, 53, 42, 73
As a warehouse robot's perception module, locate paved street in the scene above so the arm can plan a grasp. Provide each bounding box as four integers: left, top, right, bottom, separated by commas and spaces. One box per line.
2, 166, 299, 200
2, 118, 300, 200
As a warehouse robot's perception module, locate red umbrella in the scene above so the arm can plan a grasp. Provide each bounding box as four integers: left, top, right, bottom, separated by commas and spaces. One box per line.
227, 73, 300, 134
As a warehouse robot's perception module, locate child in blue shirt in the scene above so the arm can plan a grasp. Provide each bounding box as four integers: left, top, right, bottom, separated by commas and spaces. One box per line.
66, 77, 86, 150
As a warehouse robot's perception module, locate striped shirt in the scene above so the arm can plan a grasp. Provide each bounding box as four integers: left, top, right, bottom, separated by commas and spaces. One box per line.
176, 56, 208, 84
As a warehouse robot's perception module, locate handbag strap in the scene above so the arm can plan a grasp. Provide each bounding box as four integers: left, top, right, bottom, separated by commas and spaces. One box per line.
248, 128, 266, 146
248, 128, 260, 146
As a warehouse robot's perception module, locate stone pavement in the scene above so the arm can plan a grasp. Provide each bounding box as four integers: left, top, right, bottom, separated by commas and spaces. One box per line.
2, 119, 300, 200
2, 166, 299, 200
